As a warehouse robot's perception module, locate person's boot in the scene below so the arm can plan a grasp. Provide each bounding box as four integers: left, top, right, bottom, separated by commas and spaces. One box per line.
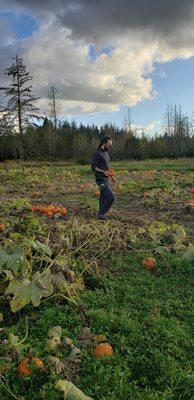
98, 214, 108, 220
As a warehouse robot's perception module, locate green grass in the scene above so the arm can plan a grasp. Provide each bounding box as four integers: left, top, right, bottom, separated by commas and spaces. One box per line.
1, 252, 194, 400
112, 158, 194, 172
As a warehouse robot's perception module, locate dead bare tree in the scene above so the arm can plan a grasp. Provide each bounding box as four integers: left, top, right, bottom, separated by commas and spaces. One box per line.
0, 55, 39, 159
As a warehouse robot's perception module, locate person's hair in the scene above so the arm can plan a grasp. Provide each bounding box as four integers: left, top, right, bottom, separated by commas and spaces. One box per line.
98, 136, 112, 148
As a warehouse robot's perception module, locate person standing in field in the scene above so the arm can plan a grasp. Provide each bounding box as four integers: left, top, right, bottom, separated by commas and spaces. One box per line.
91, 136, 117, 220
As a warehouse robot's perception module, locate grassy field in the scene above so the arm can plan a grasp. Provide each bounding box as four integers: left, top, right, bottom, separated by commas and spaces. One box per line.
0, 158, 194, 400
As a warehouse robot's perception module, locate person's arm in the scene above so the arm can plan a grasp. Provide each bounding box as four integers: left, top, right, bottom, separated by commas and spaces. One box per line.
92, 152, 109, 176
94, 166, 109, 177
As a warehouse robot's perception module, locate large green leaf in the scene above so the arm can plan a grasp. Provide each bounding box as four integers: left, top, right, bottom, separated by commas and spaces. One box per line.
33, 270, 54, 297
5, 270, 53, 312
5, 278, 30, 295
0, 247, 23, 273
56, 379, 94, 400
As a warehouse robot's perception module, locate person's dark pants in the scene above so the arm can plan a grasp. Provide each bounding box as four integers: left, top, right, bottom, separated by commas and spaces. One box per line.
96, 179, 115, 216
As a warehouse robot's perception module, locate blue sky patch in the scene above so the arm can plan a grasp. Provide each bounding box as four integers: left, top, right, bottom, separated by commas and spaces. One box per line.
88, 44, 114, 61
0, 11, 38, 39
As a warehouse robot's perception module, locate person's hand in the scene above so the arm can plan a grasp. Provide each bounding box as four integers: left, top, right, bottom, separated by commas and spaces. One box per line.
103, 170, 109, 177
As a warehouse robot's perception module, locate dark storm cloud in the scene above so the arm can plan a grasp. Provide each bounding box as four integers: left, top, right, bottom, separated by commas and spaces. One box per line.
58, 0, 194, 42
1, 0, 194, 42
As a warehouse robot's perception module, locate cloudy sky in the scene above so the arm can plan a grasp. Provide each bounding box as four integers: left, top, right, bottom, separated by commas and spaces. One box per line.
0, 0, 194, 133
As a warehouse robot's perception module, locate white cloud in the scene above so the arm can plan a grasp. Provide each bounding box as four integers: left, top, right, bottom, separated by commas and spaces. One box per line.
131, 120, 161, 135
16, 24, 158, 115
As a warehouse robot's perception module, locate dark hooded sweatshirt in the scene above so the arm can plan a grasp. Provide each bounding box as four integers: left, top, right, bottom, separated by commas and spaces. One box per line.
91, 147, 110, 180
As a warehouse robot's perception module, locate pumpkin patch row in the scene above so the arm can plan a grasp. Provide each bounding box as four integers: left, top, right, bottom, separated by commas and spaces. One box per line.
18, 343, 114, 378
31, 204, 67, 217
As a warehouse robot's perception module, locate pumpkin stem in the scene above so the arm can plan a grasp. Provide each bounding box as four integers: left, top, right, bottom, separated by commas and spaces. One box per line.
18, 316, 29, 345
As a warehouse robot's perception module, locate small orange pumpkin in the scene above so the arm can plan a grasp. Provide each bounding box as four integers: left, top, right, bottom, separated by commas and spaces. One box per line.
38, 206, 44, 213
18, 358, 32, 377
95, 191, 100, 197
54, 207, 62, 214
46, 205, 53, 211
191, 188, 194, 195
108, 170, 115, 178
19, 357, 44, 377
143, 192, 150, 198
33, 192, 42, 199
51, 208, 58, 215
188, 199, 194, 207
31, 205, 39, 213
142, 258, 156, 270
0, 223, 5, 231
42, 207, 48, 214
93, 342, 114, 358
60, 207, 67, 215
32, 357, 44, 369
47, 211, 54, 217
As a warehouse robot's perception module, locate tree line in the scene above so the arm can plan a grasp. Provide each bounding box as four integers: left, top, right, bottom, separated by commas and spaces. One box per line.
0, 55, 194, 162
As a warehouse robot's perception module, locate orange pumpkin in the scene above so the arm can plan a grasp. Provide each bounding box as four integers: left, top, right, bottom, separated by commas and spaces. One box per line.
19, 357, 44, 377
47, 211, 54, 217
37, 206, 44, 213
95, 191, 100, 197
33, 192, 42, 199
54, 207, 62, 214
42, 207, 48, 214
51, 208, 57, 215
108, 170, 115, 178
93, 342, 114, 358
142, 258, 156, 270
46, 205, 53, 211
0, 223, 5, 231
175, 172, 182, 176
31, 205, 40, 212
143, 192, 150, 198
18, 358, 32, 377
32, 357, 44, 369
188, 199, 194, 207
60, 207, 67, 215
191, 188, 194, 195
